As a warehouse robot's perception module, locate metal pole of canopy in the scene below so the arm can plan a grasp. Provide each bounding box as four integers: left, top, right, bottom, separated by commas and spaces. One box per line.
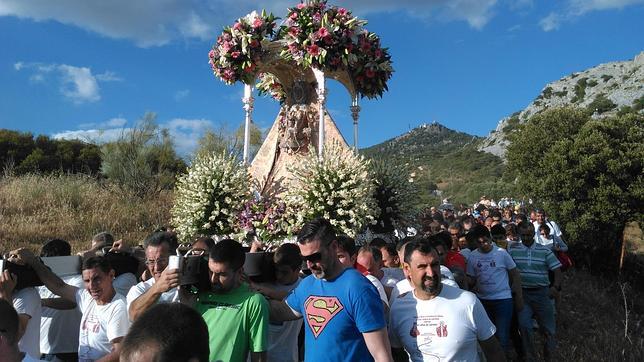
242, 84, 254, 164
351, 94, 361, 150
312, 68, 326, 160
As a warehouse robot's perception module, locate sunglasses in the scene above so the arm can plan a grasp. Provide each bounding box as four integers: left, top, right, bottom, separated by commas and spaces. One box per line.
302, 252, 322, 263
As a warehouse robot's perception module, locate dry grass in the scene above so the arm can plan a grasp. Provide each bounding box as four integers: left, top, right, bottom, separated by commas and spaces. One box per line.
552, 268, 644, 361
0, 174, 172, 253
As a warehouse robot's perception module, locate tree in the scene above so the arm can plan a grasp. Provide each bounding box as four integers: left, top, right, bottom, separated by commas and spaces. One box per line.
193, 122, 263, 162
506, 107, 643, 258
100, 113, 186, 197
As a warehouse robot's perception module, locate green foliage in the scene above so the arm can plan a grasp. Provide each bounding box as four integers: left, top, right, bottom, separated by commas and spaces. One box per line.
617, 105, 635, 116
601, 74, 613, 82
370, 160, 417, 233
572, 77, 588, 103
587, 94, 617, 114
100, 113, 186, 198
502, 114, 521, 133
194, 123, 263, 162
633, 95, 644, 112
506, 107, 644, 248
0, 129, 101, 175
541, 87, 553, 99
587, 79, 598, 87
554, 90, 568, 97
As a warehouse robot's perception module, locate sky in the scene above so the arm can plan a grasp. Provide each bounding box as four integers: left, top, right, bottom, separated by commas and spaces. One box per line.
1, 0, 643, 156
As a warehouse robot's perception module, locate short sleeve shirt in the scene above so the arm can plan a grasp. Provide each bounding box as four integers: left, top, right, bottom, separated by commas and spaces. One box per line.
13, 287, 42, 359
466, 246, 516, 300
286, 268, 386, 362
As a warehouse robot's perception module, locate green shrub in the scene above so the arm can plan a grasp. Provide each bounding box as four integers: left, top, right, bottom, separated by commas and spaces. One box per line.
572, 77, 588, 103
587, 94, 617, 114
601, 74, 613, 82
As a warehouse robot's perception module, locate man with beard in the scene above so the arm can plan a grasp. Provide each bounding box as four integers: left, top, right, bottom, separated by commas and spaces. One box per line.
181, 239, 268, 362
269, 217, 393, 362
388, 240, 505, 362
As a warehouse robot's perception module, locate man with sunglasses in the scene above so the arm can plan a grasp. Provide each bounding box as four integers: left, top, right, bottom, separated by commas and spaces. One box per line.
269, 217, 394, 362
126, 231, 180, 321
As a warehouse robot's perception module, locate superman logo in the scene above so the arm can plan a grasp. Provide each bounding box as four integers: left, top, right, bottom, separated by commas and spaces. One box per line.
304, 295, 345, 338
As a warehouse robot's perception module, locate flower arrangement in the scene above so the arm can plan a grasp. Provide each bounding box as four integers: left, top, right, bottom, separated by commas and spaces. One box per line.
208, 1, 394, 100
171, 152, 251, 242
208, 10, 278, 85
256, 72, 286, 103
237, 194, 292, 245
285, 142, 379, 237
369, 160, 417, 233
351, 31, 393, 99
280, 1, 365, 72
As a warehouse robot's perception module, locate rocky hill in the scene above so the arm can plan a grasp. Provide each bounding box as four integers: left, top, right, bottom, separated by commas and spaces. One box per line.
361, 122, 509, 207
479, 51, 644, 159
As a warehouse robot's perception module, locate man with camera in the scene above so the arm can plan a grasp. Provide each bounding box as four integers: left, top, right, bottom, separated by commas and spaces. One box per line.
6, 249, 129, 362
126, 231, 180, 321
181, 239, 269, 362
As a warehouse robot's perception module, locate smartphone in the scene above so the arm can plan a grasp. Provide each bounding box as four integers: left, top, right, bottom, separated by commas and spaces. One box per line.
0, 259, 5, 273
168, 255, 182, 270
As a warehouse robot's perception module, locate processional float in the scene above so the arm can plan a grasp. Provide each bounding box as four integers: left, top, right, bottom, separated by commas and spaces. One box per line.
208, 0, 393, 195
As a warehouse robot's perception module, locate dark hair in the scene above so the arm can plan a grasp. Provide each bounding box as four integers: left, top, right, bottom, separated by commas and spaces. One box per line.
144, 231, 179, 251
404, 239, 437, 264
515, 213, 528, 224
381, 243, 397, 259
504, 223, 517, 235
448, 222, 462, 233
274, 243, 302, 271
0, 299, 19, 345
490, 224, 507, 237
466, 224, 490, 244
82, 256, 112, 273
336, 235, 357, 257
209, 239, 245, 271
490, 210, 502, 219
41, 239, 71, 257
297, 217, 336, 246
121, 303, 209, 362
369, 238, 387, 249
432, 231, 451, 249
92, 232, 114, 247
538, 223, 551, 234
358, 245, 383, 265
193, 236, 215, 251
517, 221, 535, 234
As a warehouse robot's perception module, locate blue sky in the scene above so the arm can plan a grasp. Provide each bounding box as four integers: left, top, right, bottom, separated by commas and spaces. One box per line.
1, 0, 643, 156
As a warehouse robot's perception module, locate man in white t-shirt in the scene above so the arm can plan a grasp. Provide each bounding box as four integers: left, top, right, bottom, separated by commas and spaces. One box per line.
532, 209, 562, 239
466, 224, 523, 358
126, 231, 180, 321
0, 298, 43, 362
9, 250, 129, 362
38, 238, 84, 361
389, 239, 505, 362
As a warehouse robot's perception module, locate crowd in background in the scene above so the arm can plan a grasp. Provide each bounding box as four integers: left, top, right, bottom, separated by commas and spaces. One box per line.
0, 196, 569, 362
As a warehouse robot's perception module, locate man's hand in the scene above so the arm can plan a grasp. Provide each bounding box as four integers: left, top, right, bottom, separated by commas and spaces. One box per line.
151, 267, 179, 294
513, 293, 524, 312
8, 248, 37, 266
548, 286, 560, 299
110, 239, 131, 254
0, 270, 17, 301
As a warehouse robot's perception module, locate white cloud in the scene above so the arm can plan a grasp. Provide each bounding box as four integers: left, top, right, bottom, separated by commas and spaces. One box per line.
0, 0, 504, 48
13, 62, 121, 104
53, 117, 216, 157
174, 89, 190, 101
58, 65, 100, 103
539, 13, 561, 31
539, 0, 644, 31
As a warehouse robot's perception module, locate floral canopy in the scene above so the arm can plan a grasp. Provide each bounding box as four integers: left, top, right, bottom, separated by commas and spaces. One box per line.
207, 0, 393, 100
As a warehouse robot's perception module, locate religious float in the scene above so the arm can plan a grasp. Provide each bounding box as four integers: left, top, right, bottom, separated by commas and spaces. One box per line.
171, 1, 415, 258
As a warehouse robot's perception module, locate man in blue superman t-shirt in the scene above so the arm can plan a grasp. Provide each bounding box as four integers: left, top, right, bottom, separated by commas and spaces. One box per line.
270, 217, 393, 362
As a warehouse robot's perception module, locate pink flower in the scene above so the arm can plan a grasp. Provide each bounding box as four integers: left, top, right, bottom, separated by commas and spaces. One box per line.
243, 64, 255, 73
231, 51, 241, 59
318, 27, 329, 38
253, 18, 263, 29
323, 36, 333, 45
221, 41, 232, 53
223, 68, 236, 80
375, 49, 383, 58
249, 39, 260, 48
223, 33, 231, 41
366, 69, 376, 78
288, 26, 300, 37
313, 13, 321, 23
290, 11, 299, 20
208, 49, 216, 59
233, 22, 242, 31
307, 44, 320, 56
296, 3, 306, 9
288, 43, 299, 54
338, 8, 348, 16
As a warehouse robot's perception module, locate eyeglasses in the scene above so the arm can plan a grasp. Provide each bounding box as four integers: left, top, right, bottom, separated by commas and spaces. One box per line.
302, 252, 322, 263
145, 258, 169, 266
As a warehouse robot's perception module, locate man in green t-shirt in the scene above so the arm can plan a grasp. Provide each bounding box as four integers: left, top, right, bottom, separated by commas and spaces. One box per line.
182, 239, 268, 362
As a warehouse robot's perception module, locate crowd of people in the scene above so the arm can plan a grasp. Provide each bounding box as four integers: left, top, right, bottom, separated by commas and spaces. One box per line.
0, 200, 569, 362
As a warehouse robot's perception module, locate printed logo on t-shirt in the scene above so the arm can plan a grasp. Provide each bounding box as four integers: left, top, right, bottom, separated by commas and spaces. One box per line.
304, 295, 345, 338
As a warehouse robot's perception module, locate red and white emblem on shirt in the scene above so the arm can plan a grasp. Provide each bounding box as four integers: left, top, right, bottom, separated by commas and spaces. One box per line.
304, 296, 345, 338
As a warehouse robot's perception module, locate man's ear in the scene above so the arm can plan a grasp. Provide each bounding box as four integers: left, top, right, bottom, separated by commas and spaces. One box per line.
109, 269, 116, 279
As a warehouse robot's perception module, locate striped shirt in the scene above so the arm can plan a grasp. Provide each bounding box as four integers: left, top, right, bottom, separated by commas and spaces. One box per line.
508, 242, 561, 288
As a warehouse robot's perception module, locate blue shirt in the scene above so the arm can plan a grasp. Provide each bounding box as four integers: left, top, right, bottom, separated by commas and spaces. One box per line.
286, 267, 385, 362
